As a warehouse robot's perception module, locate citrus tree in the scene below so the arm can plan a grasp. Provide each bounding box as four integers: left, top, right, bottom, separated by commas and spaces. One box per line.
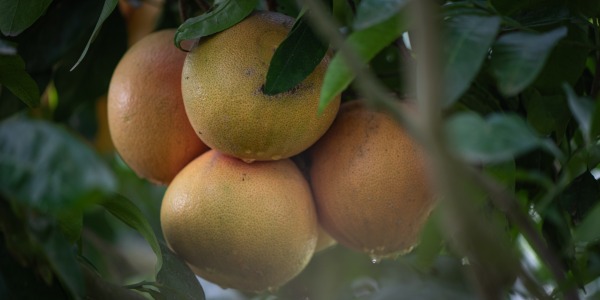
2, 0, 600, 299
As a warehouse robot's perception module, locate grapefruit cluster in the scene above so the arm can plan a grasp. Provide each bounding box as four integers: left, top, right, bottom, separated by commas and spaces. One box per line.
107, 9, 434, 294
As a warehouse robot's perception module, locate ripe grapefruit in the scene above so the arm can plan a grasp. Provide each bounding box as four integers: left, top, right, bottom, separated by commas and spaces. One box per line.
181, 11, 340, 163
161, 150, 318, 292
108, 30, 208, 185
309, 100, 434, 259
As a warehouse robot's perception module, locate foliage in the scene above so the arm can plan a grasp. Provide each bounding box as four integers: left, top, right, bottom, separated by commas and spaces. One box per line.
1, 0, 600, 299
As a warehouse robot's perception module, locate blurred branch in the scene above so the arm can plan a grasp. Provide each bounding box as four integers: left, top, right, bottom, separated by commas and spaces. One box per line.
410, 0, 577, 298
471, 169, 579, 300
301, 0, 577, 298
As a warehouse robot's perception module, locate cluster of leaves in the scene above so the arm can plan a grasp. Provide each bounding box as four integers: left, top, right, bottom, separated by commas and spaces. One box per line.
2, 0, 600, 299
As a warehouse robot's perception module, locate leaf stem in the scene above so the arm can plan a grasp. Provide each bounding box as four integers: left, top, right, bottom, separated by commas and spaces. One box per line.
591, 18, 600, 99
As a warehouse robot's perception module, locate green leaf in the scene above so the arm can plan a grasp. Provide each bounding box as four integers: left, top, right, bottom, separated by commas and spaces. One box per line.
559, 171, 600, 225
100, 194, 162, 273
489, 27, 567, 97
573, 201, 600, 244
0, 0, 53, 36
0, 54, 40, 107
445, 112, 561, 164
175, 0, 259, 50
413, 209, 443, 271
564, 84, 595, 145
533, 23, 589, 94
53, 8, 126, 122
353, 0, 410, 30
263, 14, 328, 95
57, 210, 83, 243
521, 89, 570, 137
70, 0, 118, 71
37, 229, 85, 299
442, 14, 500, 106
155, 242, 205, 300
319, 13, 407, 113
0, 116, 116, 214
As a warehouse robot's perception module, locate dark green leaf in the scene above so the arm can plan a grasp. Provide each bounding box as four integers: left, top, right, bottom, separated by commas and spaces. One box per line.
319, 13, 407, 113
442, 15, 500, 106
53, 8, 126, 122
559, 171, 600, 225
522, 89, 570, 137
264, 14, 328, 95
57, 210, 83, 243
353, 0, 410, 30
564, 84, 595, 145
175, 0, 259, 50
29, 219, 84, 299
573, 202, 600, 244
0, 0, 53, 36
509, 5, 572, 29
0, 54, 40, 107
445, 112, 562, 163
532, 23, 589, 94
14, 1, 103, 74
70, 0, 118, 71
156, 242, 205, 300
489, 27, 567, 96
100, 194, 162, 273
0, 230, 70, 299
0, 116, 116, 214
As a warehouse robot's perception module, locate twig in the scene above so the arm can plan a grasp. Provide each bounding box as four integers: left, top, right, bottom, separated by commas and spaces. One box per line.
178, 0, 187, 22
299, 0, 421, 145
194, 0, 210, 12
410, 0, 577, 298
470, 168, 579, 300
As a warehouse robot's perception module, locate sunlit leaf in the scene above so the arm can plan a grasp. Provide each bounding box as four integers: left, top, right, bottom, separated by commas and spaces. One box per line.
445, 112, 562, 163
100, 194, 162, 273
175, 0, 259, 50
442, 14, 500, 106
0, 116, 116, 214
70, 0, 118, 71
0, 0, 53, 36
319, 13, 407, 113
0, 54, 40, 107
489, 27, 567, 96
264, 13, 328, 95
156, 242, 205, 300
353, 0, 410, 30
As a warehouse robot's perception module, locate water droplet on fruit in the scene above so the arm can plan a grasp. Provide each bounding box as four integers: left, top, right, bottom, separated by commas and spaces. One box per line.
242, 158, 256, 163
370, 256, 382, 264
